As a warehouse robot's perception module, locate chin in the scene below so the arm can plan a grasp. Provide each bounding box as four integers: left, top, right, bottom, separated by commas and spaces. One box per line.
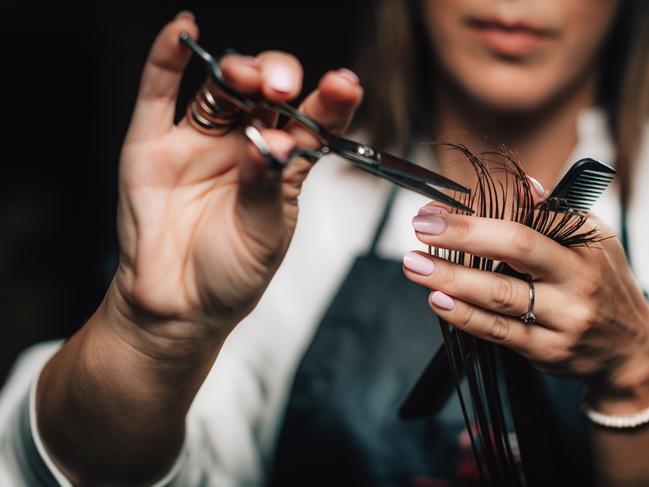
450, 62, 566, 115
465, 85, 553, 114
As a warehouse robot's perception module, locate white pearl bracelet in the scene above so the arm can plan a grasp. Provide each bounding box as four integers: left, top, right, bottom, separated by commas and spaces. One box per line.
583, 403, 649, 429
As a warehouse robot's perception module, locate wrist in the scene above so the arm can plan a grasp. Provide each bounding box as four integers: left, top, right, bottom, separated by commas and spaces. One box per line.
585, 351, 649, 416
107, 273, 234, 361
37, 290, 198, 485
96, 280, 230, 386
586, 306, 649, 415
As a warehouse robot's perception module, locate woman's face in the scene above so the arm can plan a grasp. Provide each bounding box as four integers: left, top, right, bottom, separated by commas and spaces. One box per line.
422, 0, 621, 112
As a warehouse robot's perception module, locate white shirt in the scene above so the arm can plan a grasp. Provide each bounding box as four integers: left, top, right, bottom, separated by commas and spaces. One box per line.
1, 109, 648, 486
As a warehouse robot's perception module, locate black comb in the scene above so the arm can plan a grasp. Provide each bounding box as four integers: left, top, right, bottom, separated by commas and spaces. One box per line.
546, 158, 615, 212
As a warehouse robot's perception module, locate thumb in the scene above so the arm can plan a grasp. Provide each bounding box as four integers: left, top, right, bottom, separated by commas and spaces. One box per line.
236, 128, 296, 253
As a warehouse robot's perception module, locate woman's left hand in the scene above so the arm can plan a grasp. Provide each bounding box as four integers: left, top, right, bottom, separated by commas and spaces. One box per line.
402, 204, 649, 413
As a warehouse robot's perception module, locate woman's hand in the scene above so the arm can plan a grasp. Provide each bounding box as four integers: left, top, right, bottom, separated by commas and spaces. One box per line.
110, 13, 363, 353
35, 14, 363, 484
402, 204, 649, 414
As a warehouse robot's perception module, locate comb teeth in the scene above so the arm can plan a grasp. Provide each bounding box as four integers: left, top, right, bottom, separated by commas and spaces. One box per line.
547, 158, 615, 213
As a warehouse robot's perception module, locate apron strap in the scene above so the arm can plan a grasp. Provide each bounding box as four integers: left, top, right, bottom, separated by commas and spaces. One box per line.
367, 185, 399, 257
620, 197, 648, 299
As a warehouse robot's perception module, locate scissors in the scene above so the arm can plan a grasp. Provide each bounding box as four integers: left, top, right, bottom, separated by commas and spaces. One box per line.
179, 33, 473, 213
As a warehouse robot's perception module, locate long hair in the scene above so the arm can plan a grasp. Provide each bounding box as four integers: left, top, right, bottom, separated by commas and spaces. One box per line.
354, 0, 649, 204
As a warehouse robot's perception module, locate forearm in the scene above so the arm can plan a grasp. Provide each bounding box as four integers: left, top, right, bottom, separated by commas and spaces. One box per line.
36, 284, 227, 486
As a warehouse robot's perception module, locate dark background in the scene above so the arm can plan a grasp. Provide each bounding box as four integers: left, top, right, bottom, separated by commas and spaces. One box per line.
0, 1, 366, 383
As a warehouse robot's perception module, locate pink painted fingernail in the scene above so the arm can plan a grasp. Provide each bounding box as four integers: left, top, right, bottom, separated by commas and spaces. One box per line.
412, 215, 446, 235
273, 137, 296, 160
268, 66, 295, 93
337, 68, 359, 85
430, 291, 455, 310
403, 252, 435, 276
176, 10, 195, 21
527, 176, 545, 199
418, 205, 449, 216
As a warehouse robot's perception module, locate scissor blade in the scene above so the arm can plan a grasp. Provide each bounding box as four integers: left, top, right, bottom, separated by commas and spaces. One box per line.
357, 165, 474, 213
377, 151, 471, 194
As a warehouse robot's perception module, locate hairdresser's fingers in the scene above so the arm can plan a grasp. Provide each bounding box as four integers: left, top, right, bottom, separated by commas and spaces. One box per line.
281, 68, 363, 190
219, 50, 304, 102
178, 50, 304, 133
286, 69, 363, 145
402, 251, 568, 329
411, 212, 579, 280
127, 12, 198, 142
236, 129, 296, 245
256, 51, 303, 102
427, 291, 561, 361
228, 50, 304, 128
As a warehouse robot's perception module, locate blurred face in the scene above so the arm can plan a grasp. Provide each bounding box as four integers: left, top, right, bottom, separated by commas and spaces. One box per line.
422, 0, 621, 112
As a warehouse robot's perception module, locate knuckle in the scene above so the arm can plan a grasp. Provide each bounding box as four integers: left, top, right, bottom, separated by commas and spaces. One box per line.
458, 305, 476, 330
452, 217, 471, 242
579, 276, 600, 299
572, 304, 596, 333
437, 263, 457, 288
488, 314, 511, 342
544, 342, 572, 367
511, 224, 536, 255
491, 277, 517, 311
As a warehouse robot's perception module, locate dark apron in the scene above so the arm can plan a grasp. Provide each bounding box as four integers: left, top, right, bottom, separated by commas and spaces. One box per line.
269, 189, 597, 486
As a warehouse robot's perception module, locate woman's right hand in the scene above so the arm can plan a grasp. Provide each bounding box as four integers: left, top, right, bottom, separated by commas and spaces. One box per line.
35, 14, 362, 483
109, 12, 363, 356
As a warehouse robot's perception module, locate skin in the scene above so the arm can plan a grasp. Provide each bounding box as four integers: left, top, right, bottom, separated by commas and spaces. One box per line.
423, 0, 619, 186
37, 12, 363, 485
34, 2, 648, 486
403, 1, 649, 485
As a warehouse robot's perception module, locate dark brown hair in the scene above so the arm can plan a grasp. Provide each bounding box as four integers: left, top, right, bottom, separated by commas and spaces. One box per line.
427, 144, 603, 485
354, 0, 649, 204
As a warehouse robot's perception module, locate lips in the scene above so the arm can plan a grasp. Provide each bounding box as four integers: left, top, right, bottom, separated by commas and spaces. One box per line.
465, 17, 558, 58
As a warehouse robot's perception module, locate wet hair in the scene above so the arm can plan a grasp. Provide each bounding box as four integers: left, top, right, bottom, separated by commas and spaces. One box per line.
427, 143, 604, 485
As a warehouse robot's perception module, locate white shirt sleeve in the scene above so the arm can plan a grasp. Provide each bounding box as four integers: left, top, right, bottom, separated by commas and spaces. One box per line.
0, 341, 63, 487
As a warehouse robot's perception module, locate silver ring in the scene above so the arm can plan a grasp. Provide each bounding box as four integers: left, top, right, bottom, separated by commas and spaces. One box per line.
520, 280, 536, 324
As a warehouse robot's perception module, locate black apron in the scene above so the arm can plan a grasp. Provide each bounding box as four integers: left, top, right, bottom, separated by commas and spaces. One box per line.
269, 188, 604, 486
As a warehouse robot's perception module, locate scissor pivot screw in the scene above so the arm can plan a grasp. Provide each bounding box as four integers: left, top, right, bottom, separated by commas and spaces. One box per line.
357, 145, 375, 157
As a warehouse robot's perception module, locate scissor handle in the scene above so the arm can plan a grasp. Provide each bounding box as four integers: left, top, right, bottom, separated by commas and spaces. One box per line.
260, 101, 329, 142
178, 33, 473, 212
180, 33, 333, 142
180, 32, 257, 112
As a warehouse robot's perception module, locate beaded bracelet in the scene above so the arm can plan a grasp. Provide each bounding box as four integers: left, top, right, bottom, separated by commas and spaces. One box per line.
583, 403, 649, 429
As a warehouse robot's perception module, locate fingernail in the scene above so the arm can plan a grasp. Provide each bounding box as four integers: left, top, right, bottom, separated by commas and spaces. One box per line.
412, 215, 446, 235
403, 252, 435, 276
527, 176, 545, 199
176, 10, 195, 21
418, 205, 449, 216
241, 56, 260, 69
430, 291, 455, 310
275, 144, 295, 160
274, 138, 296, 160
337, 68, 359, 85
268, 66, 295, 94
